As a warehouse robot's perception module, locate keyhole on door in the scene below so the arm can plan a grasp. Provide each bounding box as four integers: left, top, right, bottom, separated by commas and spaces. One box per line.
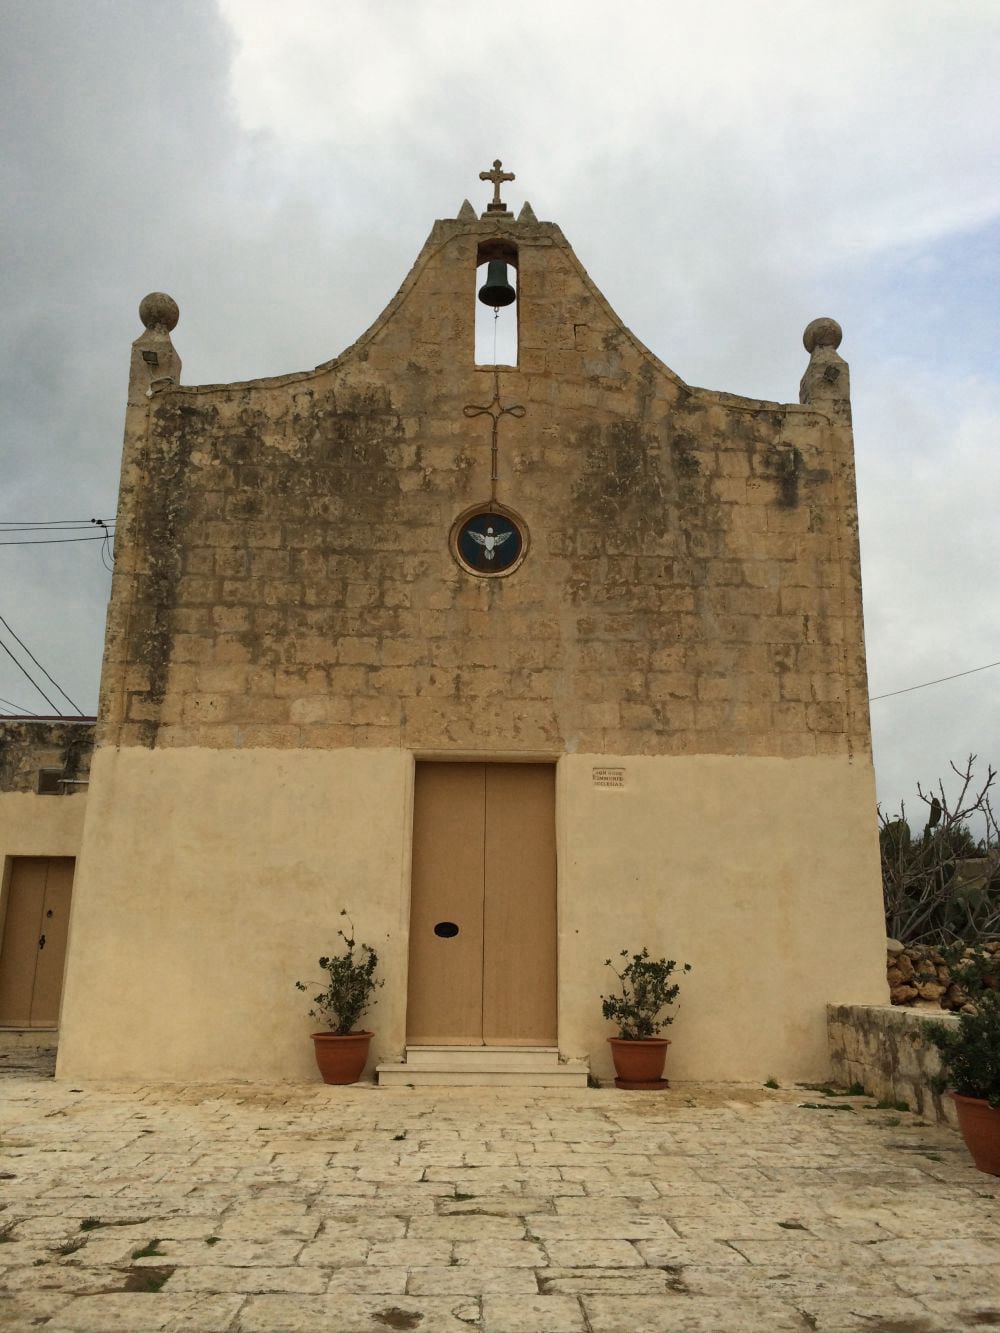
434, 921, 459, 938
46, 909, 54, 918
38, 934, 46, 950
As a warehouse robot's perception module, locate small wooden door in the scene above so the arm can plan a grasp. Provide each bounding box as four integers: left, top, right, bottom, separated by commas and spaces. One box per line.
406, 763, 557, 1046
0, 858, 74, 1027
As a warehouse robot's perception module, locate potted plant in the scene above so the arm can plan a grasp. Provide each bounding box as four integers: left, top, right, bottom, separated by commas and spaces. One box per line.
295, 912, 383, 1085
928, 986, 1000, 1175
601, 948, 691, 1089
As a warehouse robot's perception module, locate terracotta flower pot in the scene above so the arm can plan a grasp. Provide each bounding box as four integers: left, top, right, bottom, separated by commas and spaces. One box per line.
953, 1093, 1000, 1176
310, 1031, 373, 1085
608, 1036, 671, 1090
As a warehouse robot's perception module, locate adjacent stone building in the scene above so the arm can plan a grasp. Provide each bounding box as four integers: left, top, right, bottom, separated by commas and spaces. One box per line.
19, 166, 889, 1082
0, 719, 93, 1031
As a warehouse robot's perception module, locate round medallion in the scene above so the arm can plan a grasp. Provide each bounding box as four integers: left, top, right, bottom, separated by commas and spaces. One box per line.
450, 505, 528, 578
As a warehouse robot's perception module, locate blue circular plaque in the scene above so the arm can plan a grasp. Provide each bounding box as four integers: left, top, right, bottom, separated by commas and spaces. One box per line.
452, 508, 526, 577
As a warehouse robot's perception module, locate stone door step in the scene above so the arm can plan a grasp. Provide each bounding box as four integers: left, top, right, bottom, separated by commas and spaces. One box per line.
406, 1045, 560, 1070
377, 1045, 590, 1088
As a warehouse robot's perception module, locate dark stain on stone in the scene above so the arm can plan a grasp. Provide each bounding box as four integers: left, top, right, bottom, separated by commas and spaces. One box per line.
138, 400, 213, 744
121, 1265, 175, 1292
777, 446, 801, 507
661, 1262, 688, 1293
572, 420, 667, 523
670, 434, 700, 478
862, 1321, 937, 1333
761, 442, 832, 509
373, 1309, 423, 1330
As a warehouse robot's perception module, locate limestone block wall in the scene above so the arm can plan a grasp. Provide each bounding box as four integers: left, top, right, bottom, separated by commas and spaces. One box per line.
98, 214, 869, 764
827, 1003, 959, 1127
0, 720, 94, 795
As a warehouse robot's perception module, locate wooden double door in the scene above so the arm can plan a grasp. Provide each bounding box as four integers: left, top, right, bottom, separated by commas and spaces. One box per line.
406, 762, 557, 1046
0, 857, 74, 1027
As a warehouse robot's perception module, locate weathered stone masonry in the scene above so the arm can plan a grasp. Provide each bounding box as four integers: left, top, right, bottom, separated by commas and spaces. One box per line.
99, 214, 870, 762
0, 720, 94, 796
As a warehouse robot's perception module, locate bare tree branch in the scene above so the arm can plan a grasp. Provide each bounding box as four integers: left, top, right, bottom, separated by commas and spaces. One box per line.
880, 756, 1000, 945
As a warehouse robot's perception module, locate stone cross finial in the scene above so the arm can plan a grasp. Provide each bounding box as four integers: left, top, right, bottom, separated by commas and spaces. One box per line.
480, 159, 514, 215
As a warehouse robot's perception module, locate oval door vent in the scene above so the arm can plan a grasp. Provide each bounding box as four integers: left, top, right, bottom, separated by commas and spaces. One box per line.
434, 921, 459, 938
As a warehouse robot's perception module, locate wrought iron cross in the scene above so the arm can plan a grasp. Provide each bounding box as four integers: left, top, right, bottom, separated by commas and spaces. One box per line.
480, 159, 514, 214
463, 372, 525, 501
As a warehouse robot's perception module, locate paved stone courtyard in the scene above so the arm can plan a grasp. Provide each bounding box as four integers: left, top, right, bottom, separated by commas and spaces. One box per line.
1, 1067, 999, 1331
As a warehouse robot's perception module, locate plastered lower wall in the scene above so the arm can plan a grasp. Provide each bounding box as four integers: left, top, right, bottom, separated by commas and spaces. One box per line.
58, 746, 413, 1081
0, 793, 87, 862
57, 745, 886, 1083
559, 753, 888, 1083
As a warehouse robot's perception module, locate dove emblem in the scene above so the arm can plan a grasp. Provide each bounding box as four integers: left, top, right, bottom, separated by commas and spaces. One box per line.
452, 508, 527, 576
468, 525, 513, 561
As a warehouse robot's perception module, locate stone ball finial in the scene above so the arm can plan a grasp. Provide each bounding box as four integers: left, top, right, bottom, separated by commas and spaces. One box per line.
139, 292, 179, 333
803, 317, 842, 353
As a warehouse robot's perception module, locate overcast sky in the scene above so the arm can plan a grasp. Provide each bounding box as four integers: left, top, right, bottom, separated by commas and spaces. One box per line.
2, 0, 998, 822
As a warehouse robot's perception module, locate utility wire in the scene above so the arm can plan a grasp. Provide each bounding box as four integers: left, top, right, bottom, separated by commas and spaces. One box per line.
0, 524, 115, 534
0, 535, 112, 546
870, 659, 1000, 702
0, 695, 37, 716
0, 613, 83, 715
0, 637, 61, 715
0, 516, 115, 547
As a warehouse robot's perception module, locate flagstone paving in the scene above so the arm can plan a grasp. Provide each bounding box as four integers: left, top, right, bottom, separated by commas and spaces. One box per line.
1, 1070, 999, 1331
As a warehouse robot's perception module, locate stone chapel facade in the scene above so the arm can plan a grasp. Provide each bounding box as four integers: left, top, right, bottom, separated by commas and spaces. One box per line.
46, 170, 887, 1082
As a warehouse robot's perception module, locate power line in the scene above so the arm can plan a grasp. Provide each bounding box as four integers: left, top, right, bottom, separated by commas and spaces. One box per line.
870, 659, 1000, 702
0, 695, 37, 716
0, 516, 115, 547
0, 535, 113, 546
0, 524, 115, 533
0, 613, 83, 715
0, 637, 61, 715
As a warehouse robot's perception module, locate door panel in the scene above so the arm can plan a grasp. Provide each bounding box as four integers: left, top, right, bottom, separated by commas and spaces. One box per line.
0, 857, 75, 1027
30, 858, 74, 1025
482, 764, 558, 1045
406, 763, 486, 1044
0, 859, 47, 1025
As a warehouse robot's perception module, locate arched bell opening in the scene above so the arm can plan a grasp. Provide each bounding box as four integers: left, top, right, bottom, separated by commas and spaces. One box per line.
474, 240, 518, 368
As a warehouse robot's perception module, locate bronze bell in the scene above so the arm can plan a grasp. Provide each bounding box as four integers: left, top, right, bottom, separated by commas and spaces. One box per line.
477, 260, 516, 309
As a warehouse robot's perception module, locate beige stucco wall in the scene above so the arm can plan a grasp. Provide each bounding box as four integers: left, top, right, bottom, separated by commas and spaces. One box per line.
57, 746, 413, 1081
0, 793, 87, 862
58, 745, 886, 1083
558, 753, 888, 1083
